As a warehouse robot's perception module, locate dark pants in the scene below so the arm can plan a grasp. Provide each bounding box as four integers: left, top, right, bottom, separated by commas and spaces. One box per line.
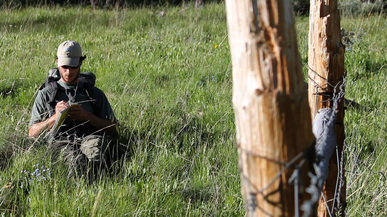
49, 134, 118, 182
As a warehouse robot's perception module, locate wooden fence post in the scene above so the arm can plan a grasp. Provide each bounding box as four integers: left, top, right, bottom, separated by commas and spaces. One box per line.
225, 0, 315, 215
308, 0, 346, 216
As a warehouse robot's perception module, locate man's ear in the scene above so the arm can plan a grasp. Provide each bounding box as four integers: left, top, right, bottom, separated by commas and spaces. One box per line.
79, 55, 86, 66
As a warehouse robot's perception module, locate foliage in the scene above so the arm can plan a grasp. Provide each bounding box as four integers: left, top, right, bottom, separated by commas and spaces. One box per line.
339, 0, 386, 16
336, 14, 386, 216
292, 0, 310, 15
297, 13, 386, 216
0, 0, 222, 9
0, 3, 241, 216
0, 3, 386, 216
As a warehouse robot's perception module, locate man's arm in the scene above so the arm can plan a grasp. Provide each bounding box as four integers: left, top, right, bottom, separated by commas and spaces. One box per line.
28, 101, 69, 138
28, 113, 59, 138
67, 105, 118, 137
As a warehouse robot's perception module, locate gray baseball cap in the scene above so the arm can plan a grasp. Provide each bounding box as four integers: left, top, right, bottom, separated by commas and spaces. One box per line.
57, 40, 83, 67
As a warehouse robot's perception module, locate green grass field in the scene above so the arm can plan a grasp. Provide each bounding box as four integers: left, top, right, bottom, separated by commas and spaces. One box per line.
0, 3, 385, 216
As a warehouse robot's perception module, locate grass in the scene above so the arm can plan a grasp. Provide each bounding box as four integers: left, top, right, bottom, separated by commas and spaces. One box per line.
0, 3, 386, 216
339, 14, 386, 216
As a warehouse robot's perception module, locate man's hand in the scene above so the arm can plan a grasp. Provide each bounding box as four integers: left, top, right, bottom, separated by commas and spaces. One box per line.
68, 105, 118, 136
55, 100, 69, 114
67, 105, 90, 122
28, 101, 69, 138
28, 100, 70, 138
29, 101, 117, 138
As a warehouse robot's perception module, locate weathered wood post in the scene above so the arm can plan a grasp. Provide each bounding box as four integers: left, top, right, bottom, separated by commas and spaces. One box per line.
225, 0, 315, 215
308, 0, 346, 216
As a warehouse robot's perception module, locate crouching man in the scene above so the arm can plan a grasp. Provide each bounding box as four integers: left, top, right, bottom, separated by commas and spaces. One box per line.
28, 40, 118, 181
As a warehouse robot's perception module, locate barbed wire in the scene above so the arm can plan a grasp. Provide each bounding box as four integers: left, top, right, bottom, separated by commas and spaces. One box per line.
239, 145, 314, 216
238, 67, 348, 216
302, 67, 346, 216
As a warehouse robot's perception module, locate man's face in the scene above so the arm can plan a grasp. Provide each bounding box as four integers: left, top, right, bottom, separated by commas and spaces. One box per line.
59, 65, 81, 84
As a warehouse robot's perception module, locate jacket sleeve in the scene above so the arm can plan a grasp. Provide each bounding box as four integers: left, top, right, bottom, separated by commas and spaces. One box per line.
29, 89, 51, 126
92, 87, 117, 122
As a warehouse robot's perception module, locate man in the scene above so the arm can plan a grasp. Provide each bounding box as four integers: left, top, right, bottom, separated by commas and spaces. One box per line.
29, 40, 118, 179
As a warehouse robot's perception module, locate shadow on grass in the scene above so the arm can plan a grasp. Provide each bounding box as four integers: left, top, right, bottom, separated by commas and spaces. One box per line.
180, 185, 214, 204
0, 147, 13, 170
0, 81, 23, 98
1, 11, 104, 34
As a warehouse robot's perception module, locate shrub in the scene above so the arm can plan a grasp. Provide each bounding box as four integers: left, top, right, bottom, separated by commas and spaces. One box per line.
0, 0, 222, 9
292, 0, 310, 15
339, 0, 385, 16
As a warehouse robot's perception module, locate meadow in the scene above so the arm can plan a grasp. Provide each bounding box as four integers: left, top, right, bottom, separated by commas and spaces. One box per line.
0, 3, 386, 216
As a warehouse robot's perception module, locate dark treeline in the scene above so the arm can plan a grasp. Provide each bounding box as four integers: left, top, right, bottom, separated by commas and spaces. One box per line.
0, 0, 222, 8
0, 0, 315, 16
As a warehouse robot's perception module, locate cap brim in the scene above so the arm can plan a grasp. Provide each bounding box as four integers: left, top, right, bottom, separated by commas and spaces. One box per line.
57, 56, 80, 67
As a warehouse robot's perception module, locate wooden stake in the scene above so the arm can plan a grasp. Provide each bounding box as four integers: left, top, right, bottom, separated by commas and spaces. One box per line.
308, 0, 346, 216
226, 0, 315, 215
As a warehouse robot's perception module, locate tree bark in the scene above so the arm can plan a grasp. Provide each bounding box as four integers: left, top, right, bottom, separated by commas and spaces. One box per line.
308, 0, 346, 216
226, 0, 315, 216
90, 0, 98, 9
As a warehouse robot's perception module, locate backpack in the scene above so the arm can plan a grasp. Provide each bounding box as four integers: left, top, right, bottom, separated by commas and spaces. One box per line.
39, 68, 97, 116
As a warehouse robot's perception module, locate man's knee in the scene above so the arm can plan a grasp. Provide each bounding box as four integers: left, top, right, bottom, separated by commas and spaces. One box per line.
80, 135, 109, 161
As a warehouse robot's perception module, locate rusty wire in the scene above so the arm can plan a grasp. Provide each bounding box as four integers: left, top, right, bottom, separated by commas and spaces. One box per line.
238, 69, 347, 216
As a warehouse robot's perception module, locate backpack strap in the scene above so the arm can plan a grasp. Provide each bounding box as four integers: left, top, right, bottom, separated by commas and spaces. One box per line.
83, 82, 95, 102
78, 72, 97, 110
39, 68, 61, 116
46, 81, 59, 116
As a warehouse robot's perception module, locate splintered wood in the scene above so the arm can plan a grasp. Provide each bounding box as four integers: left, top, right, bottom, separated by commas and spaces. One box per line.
226, 0, 315, 216
308, 0, 346, 216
